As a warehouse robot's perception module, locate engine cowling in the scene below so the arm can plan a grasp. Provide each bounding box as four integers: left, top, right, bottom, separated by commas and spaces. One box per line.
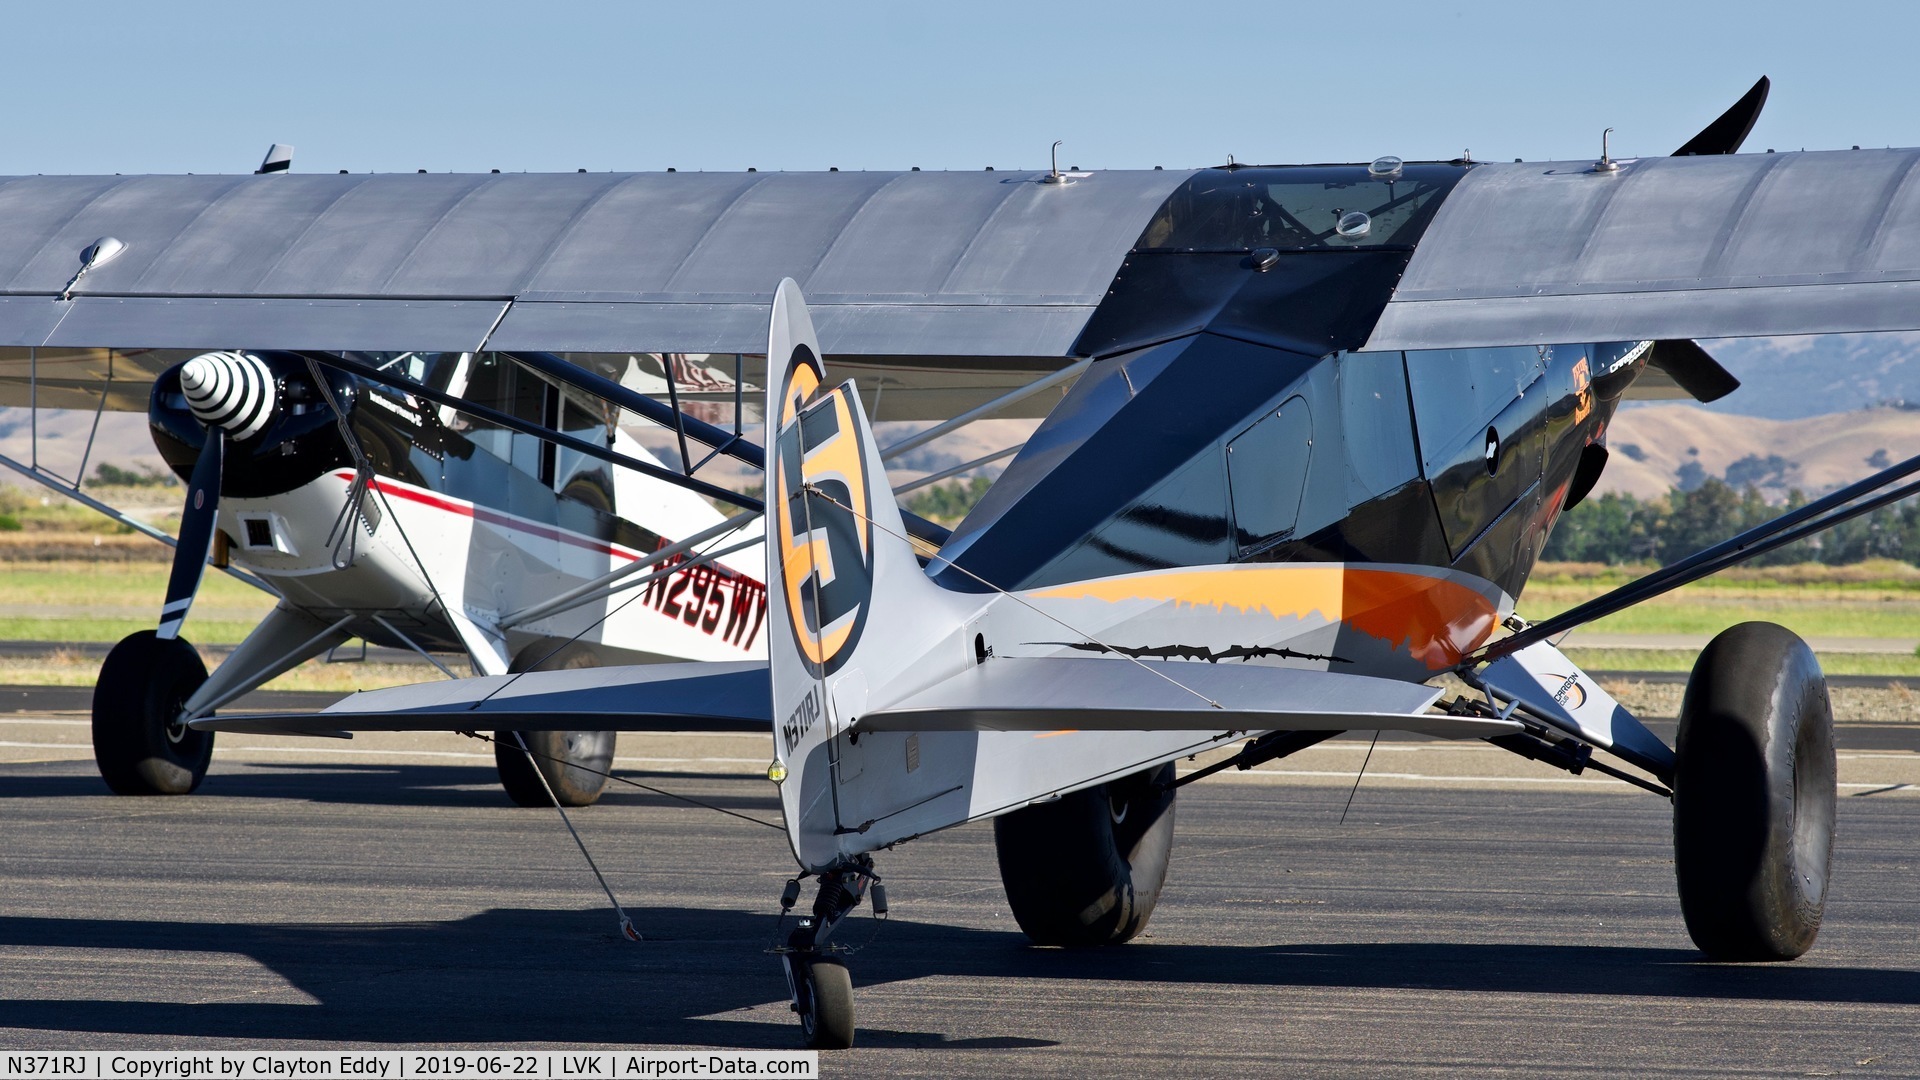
150, 351, 356, 499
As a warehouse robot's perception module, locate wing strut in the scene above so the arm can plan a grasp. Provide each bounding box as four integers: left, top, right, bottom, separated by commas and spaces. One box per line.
298, 350, 953, 546
1477, 448, 1920, 663
300, 351, 760, 511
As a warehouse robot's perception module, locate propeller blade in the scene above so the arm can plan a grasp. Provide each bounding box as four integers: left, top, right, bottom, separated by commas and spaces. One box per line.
1648, 339, 1741, 402
158, 428, 224, 641
1672, 76, 1770, 157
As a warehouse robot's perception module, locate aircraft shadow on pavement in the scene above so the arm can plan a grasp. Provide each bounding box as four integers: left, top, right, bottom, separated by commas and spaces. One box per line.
0, 763, 784, 815
0, 907, 1049, 1050
3, 905, 1917, 1049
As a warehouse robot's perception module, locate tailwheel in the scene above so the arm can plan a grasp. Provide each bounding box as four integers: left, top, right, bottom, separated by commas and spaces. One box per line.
91, 630, 213, 795
494, 639, 615, 807
1673, 621, 1836, 961
796, 956, 854, 1050
776, 859, 878, 1049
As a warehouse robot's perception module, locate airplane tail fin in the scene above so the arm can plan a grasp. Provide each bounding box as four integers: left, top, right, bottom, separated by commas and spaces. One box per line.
761, 280, 977, 866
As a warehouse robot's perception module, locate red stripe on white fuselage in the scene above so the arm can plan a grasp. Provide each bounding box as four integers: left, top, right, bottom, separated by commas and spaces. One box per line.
332, 470, 768, 651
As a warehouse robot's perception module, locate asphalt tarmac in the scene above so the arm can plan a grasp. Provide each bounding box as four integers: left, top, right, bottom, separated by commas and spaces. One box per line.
3, 717, 1919, 1078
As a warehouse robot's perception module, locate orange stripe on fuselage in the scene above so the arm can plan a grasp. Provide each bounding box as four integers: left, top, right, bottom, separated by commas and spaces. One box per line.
1029, 565, 1500, 670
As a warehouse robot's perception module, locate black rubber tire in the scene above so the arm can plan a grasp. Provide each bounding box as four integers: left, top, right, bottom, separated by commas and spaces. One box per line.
798, 956, 854, 1050
494, 640, 616, 807
992, 762, 1177, 946
1673, 621, 1836, 961
90, 631, 213, 796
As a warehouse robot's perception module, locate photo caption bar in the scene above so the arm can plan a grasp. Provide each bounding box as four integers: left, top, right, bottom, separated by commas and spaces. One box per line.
0, 1053, 819, 1080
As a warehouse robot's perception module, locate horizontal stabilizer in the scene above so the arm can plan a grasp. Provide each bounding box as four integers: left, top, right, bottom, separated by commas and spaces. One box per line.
192, 661, 770, 736
856, 658, 1510, 738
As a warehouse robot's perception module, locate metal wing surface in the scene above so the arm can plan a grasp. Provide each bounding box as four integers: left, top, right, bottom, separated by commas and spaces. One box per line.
860, 658, 1507, 738
0, 170, 1193, 420
193, 661, 772, 736
1367, 149, 1920, 350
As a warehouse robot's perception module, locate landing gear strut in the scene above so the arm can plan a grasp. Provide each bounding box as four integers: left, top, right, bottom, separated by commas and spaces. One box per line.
776, 857, 883, 1050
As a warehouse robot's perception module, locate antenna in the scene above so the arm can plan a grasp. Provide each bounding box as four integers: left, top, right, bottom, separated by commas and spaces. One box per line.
1039, 140, 1088, 187
1593, 128, 1620, 173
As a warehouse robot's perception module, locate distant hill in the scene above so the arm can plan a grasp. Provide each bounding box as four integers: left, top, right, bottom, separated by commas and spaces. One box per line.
1700, 333, 1920, 419
9, 334, 1919, 508
1599, 404, 1920, 500
0, 409, 165, 489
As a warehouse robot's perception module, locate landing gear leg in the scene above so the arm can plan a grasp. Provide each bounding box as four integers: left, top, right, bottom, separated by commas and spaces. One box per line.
776, 857, 882, 1050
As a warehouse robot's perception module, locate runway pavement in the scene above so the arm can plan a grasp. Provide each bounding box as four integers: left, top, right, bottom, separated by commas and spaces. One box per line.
3, 710, 1920, 1077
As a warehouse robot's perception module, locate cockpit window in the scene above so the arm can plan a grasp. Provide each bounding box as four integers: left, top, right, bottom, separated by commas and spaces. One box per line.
1135, 164, 1465, 253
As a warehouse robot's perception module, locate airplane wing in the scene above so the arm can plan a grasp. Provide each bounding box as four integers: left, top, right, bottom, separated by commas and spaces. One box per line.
193, 661, 772, 737
12, 152, 1920, 421
0, 170, 1194, 420
1364, 149, 1920, 351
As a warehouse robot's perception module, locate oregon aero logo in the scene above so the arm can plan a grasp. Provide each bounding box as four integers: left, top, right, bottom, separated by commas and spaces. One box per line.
772, 344, 874, 677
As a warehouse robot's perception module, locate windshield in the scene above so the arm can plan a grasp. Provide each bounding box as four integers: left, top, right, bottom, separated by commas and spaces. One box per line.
1135, 163, 1466, 252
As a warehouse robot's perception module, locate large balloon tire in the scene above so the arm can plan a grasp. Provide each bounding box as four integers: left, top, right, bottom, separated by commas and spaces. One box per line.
992, 762, 1177, 947
1673, 621, 1836, 961
797, 956, 854, 1050
91, 631, 213, 796
493, 640, 616, 807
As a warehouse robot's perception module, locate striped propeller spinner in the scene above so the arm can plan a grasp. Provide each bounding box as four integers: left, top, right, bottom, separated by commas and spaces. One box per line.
179, 351, 277, 441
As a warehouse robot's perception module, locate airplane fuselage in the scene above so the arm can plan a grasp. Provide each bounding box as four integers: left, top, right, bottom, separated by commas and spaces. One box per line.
146, 350, 767, 666
936, 165, 1642, 604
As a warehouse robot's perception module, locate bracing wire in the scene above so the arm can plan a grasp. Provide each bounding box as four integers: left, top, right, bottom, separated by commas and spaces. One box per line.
304, 356, 462, 674
505, 731, 641, 942
463, 731, 784, 831
1339, 730, 1382, 825
465, 519, 759, 709
799, 482, 1225, 711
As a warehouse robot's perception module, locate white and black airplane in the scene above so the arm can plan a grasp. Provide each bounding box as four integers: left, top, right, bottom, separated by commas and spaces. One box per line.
7, 78, 1920, 1048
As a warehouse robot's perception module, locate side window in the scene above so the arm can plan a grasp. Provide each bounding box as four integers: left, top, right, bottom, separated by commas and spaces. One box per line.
1226, 395, 1312, 554
1404, 346, 1544, 476
1338, 351, 1419, 505
554, 392, 615, 512
460, 353, 550, 480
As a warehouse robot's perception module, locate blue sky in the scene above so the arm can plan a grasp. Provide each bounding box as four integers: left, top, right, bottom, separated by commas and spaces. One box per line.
7, 1, 1919, 175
